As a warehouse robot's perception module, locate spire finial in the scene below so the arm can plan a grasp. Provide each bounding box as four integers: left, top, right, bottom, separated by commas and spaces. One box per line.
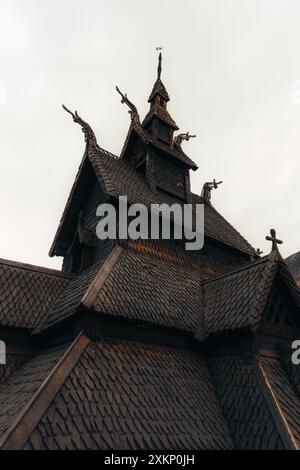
156, 47, 163, 79
266, 228, 283, 253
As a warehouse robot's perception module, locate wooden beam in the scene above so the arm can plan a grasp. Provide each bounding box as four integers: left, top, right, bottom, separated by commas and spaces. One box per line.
81, 245, 123, 309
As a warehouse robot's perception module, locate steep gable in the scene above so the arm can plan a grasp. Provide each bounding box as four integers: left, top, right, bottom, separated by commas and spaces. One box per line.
197, 254, 300, 339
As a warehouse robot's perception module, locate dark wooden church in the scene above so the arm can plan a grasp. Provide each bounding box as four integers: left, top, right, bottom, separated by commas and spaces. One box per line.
0, 54, 300, 450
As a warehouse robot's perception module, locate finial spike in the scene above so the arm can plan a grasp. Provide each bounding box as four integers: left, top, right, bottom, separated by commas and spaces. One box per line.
158, 52, 162, 79
156, 46, 163, 79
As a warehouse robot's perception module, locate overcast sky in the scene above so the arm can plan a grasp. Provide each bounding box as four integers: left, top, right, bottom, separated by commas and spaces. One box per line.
0, 0, 299, 269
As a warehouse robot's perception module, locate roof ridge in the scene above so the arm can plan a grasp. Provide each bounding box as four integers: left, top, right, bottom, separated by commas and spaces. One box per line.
0, 257, 75, 279
202, 256, 269, 284
0, 332, 90, 450
256, 356, 299, 450
81, 245, 123, 309
97, 145, 119, 160
249, 257, 278, 330
277, 259, 300, 308
142, 103, 179, 130
34, 257, 108, 333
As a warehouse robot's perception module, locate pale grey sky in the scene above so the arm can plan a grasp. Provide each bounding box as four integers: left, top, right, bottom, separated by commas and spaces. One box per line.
0, 0, 299, 269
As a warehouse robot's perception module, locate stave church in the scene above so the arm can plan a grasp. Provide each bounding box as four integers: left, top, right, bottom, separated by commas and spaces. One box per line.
0, 54, 299, 450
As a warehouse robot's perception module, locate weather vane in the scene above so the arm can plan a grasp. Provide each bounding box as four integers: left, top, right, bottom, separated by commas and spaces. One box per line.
156, 46, 163, 52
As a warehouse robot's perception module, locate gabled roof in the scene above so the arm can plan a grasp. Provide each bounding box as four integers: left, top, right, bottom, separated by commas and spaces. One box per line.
0, 333, 234, 450
37, 264, 99, 331
197, 253, 300, 338
37, 246, 205, 333
0, 258, 73, 330
142, 103, 179, 129
49, 147, 113, 257
121, 122, 198, 168
148, 77, 170, 103
50, 128, 257, 257
34, 254, 110, 333
89, 247, 202, 332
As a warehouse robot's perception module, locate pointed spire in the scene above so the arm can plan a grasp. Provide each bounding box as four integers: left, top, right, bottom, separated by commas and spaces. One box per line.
148, 49, 170, 104
157, 52, 162, 80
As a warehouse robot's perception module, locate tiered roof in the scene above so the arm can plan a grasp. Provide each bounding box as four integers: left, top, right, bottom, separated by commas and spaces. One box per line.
0, 54, 299, 450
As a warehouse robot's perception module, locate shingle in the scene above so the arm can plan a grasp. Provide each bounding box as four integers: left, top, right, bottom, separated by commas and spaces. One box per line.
23, 340, 234, 450
0, 344, 69, 438
201, 257, 274, 335
35, 256, 108, 332
93, 249, 202, 332
0, 259, 72, 329
38, 246, 207, 333
128, 124, 198, 168
142, 104, 178, 129
259, 356, 300, 448
148, 78, 170, 103
200, 255, 300, 336
93, 149, 256, 256
50, 144, 257, 258
208, 355, 285, 450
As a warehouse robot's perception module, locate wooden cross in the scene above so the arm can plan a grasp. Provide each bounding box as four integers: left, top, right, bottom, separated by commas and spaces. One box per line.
266, 228, 283, 252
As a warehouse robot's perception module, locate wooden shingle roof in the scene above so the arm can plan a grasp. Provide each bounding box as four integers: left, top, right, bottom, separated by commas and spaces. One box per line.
148, 77, 170, 103
142, 103, 179, 129
0, 259, 73, 330
49, 140, 257, 258
198, 254, 300, 337
37, 246, 202, 333
0, 334, 234, 450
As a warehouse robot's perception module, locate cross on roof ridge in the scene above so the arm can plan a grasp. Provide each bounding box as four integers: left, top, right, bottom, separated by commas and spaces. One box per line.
266, 228, 283, 253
